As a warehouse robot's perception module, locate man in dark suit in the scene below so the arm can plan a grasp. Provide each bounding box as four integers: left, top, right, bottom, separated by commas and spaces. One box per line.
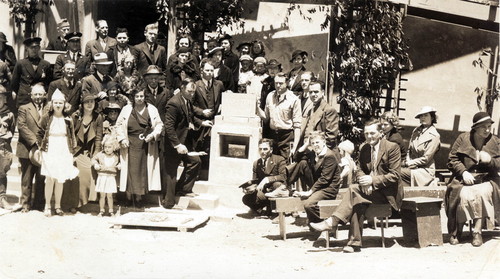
11, 37, 51, 108
311, 118, 402, 253
162, 79, 213, 209
81, 52, 113, 99
241, 138, 286, 215
53, 32, 90, 81
47, 19, 70, 51
85, 20, 117, 60
300, 81, 338, 149
16, 84, 47, 212
112, 28, 140, 72
0, 32, 17, 72
284, 131, 342, 224
135, 23, 167, 76
48, 60, 82, 114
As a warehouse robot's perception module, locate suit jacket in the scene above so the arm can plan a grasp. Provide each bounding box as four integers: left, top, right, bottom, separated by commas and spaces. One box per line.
11, 58, 51, 107
135, 42, 167, 75
144, 86, 173, 122
85, 37, 117, 59
0, 44, 17, 72
111, 45, 140, 68
300, 98, 339, 149
298, 148, 342, 195
357, 138, 402, 210
252, 154, 287, 184
81, 73, 113, 96
47, 36, 67, 51
193, 79, 224, 119
71, 111, 104, 157
37, 114, 77, 154
287, 66, 306, 92
53, 51, 90, 81
16, 102, 44, 158
164, 93, 202, 151
48, 78, 82, 115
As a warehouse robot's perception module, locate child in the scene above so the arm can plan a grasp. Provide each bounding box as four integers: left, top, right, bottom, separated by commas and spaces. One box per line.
102, 102, 122, 138
0, 86, 15, 210
92, 135, 121, 217
338, 140, 356, 188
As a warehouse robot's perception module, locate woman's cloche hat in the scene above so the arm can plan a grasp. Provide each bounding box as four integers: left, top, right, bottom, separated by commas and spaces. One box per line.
472, 111, 494, 129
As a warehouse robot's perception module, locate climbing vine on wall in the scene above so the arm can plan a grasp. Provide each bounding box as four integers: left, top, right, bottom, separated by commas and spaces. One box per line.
1, 0, 51, 37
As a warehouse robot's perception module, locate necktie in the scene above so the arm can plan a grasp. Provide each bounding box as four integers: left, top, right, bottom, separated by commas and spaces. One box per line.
150, 45, 154, 54
262, 158, 267, 170
371, 146, 377, 175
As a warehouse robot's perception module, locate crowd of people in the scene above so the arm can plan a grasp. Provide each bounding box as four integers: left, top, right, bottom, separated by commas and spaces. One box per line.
0, 18, 498, 252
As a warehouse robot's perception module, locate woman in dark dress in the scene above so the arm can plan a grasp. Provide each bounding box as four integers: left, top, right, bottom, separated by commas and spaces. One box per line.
116, 89, 163, 207
380, 111, 407, 162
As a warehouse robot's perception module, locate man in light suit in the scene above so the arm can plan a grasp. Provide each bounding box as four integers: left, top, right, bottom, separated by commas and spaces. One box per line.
48, 60, 82, 114
311, 118, 402, 253
162, 79, 212, 209
53, 32, 90, 81
16, 84, 47, 212
300, 81, 338, 149
85, 20, 117, 60
135, 23, 167, 76
81, 53, 113, 99
241, 138, 287, 215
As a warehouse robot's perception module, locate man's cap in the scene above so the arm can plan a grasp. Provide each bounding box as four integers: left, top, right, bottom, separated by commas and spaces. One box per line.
239, 54, 253, 62
414, 106, 437, 119
57, 19, 70, 29
64, 31, 82, 41
0, 32, 7, 42
93, 53, 113, 65
290, 49, 308, 62
207, 46, 224, 57
218, 34, 232, 44
236, 42, 251, 51
143, 65, 162, 76
254, 57, 267, 65
267, 59, 281, 68
81, 92, 97, 102
23, 37, 42, 47
472, 111, 495, 129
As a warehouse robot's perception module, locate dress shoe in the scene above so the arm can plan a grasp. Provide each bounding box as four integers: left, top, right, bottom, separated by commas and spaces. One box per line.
44, 208, 52, 217
310, 218, 334, 232
264, 187, 289, 198
55, 208, 64, 216
472, 232, 483, 247
21, 205, 30, 213
449, 235, 459, 245
0, 198, 12, 210
342, 246, 361, 253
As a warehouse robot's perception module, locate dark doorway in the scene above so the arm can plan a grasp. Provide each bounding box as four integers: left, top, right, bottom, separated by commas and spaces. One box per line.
97, 0, 167, 45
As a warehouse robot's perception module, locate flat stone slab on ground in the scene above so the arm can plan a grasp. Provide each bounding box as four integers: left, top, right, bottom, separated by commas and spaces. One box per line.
110, 211, 209, 232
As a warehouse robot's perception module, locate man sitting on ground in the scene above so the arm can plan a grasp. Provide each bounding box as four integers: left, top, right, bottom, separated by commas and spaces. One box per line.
241, 138, 286, 216
311, 118, 402, 253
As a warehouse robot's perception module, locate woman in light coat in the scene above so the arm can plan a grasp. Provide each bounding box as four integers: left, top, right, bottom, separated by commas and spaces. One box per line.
401, 106, 441, 186
116, 89, 163, 207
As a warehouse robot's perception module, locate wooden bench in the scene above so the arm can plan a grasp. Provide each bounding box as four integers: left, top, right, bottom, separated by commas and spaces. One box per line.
269, 197, 304, 240
317, 200, 392, 248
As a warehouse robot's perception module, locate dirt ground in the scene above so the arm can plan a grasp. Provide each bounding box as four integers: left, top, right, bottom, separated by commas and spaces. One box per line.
0, 204, 499, 279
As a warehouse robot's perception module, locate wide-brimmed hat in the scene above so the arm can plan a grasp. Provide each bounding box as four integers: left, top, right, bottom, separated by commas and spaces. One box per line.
414, 106, 437, 118
218, 34, 232, 44
64, 31, 82, 42
236, 42, 251, 51
143, 65, 162, 76
23, 37, 42, 47
239, 54, 253, 62
81, 92, 97, 102
29, 148, 42, 167
290, 50, 308, 62
471, 111, 495, 129
0, 32, 7, 42
207, 46, 224, 57
93, 53, 113, 65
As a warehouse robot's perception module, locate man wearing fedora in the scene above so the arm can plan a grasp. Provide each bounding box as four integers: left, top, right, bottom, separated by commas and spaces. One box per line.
85, 20, 117, 61
11, 37, 51, 108
82, 52, 114, 99
0, 32, 17, 72
16, 84, 47, 212
287, 49, 308, 92
47, 18, 71, 51
53, 32, 90, 81
49, 60, 82, 115
135, 23, 167, 76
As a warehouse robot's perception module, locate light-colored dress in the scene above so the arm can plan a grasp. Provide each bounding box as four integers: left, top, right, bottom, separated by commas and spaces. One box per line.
40, 116, 79, 183
93, 152, 119, 194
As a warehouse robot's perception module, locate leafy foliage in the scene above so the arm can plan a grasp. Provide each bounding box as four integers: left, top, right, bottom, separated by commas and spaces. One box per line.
288, 0, 410, 144
0, 0, 50, 28
472, 48, 499, 114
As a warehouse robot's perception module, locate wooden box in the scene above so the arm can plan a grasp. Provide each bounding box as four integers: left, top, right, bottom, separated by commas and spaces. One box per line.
401, 197, 443, 247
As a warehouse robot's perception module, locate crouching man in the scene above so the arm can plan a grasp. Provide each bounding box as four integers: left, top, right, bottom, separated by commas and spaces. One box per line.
286, 131, 342, 224
241, 138, 287, 215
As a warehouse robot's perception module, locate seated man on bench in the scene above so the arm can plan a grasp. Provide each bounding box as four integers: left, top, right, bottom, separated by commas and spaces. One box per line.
285, 131, 342, 225
311, 118, 402, 253
240, 138, 287, 216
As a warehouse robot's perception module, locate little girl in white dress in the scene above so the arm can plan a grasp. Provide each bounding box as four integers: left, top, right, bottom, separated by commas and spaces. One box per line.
92, 135, 120, 216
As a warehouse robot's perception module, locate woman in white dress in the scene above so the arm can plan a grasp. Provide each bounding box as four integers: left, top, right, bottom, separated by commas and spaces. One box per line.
37, 89, 79, 216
